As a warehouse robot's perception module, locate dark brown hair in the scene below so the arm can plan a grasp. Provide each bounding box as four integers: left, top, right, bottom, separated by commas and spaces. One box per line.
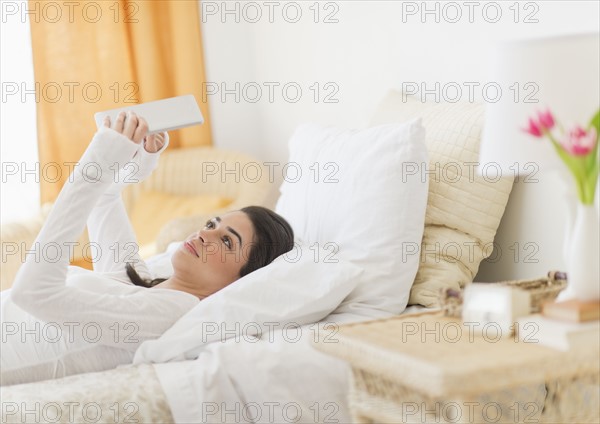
126, 206, 294, 288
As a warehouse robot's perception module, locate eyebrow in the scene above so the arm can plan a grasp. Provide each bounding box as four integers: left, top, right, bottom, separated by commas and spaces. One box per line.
214, 216, 243, 249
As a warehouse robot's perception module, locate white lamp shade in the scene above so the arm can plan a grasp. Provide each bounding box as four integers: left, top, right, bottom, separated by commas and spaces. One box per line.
479, 33, 600, 175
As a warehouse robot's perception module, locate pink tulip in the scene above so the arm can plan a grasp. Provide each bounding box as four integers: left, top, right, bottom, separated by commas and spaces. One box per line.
560, 126, 598, 156
524, 117, 543, 137
537, 109, 555, 130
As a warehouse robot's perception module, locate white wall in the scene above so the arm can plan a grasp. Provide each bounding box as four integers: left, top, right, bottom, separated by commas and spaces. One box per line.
0, 12, 39, 225
199, 0, 599, 281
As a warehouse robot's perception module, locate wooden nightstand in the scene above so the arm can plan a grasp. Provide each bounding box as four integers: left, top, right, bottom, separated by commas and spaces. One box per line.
312, 311, 600, 424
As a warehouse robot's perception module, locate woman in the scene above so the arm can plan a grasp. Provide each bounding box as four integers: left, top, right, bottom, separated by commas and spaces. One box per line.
0, 111, 294, 385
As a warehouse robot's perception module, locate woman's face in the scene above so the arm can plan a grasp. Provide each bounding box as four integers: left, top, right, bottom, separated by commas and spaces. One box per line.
170, 211, 255, 297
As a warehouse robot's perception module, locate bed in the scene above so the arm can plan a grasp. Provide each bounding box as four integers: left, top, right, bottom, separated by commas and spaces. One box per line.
0, 91, 514, 423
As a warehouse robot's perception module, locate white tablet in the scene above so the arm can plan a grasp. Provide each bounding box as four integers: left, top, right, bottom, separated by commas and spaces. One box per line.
94, 94, 204, 134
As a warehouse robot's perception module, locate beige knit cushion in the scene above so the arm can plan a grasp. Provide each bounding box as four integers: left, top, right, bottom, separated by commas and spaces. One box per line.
370, 92, 514, 307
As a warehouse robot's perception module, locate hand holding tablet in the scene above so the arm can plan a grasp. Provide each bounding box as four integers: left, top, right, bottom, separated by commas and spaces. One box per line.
101, 111, 167, 153
94, 94, 204, 135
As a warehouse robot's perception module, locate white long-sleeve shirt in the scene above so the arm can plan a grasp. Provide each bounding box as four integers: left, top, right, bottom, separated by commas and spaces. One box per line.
0, 128, 199, 386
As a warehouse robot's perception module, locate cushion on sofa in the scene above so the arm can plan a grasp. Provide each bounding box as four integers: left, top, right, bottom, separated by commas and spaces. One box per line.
370, 92, 514, 307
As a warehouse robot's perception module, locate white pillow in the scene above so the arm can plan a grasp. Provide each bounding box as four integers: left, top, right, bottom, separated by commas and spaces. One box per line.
275, 120, 429, 317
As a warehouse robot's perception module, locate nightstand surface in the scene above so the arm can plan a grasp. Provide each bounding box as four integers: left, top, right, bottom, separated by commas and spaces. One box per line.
313, 311, 600, 423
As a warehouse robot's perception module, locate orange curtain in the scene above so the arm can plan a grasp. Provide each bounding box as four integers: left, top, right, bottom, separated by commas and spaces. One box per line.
29, 0, 212, 204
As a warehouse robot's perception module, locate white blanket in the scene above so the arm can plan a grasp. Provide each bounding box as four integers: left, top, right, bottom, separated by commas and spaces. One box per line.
152, 307, 431, 423
152, 319, 359, 423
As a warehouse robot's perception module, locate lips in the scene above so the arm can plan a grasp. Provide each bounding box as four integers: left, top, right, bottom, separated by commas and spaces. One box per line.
184, 241, 199, 257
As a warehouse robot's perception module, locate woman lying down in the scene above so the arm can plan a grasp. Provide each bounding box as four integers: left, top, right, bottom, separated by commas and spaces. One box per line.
0, 112, 294, 386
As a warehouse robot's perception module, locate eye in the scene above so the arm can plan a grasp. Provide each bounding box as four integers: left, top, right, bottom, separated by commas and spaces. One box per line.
204, 219, 232, 250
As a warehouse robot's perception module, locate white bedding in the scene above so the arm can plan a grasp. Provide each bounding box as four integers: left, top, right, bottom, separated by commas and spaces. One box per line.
1, 307, 434, 424
152, 307, 433, 424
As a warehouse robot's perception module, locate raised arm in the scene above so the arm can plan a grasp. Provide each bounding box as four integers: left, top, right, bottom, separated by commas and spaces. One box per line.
9, 114, 192, 346
86, 132, 169, 277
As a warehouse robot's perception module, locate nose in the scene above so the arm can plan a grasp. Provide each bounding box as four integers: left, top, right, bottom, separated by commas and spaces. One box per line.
197, 230, 211, 244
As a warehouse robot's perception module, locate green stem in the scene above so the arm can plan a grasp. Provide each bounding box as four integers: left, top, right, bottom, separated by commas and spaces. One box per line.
546, 133, 588, 203
582, 166, 599, 205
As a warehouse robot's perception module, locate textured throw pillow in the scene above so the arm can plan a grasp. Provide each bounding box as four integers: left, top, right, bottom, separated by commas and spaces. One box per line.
370, 92, 515, 307
275, 120, 429, 317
